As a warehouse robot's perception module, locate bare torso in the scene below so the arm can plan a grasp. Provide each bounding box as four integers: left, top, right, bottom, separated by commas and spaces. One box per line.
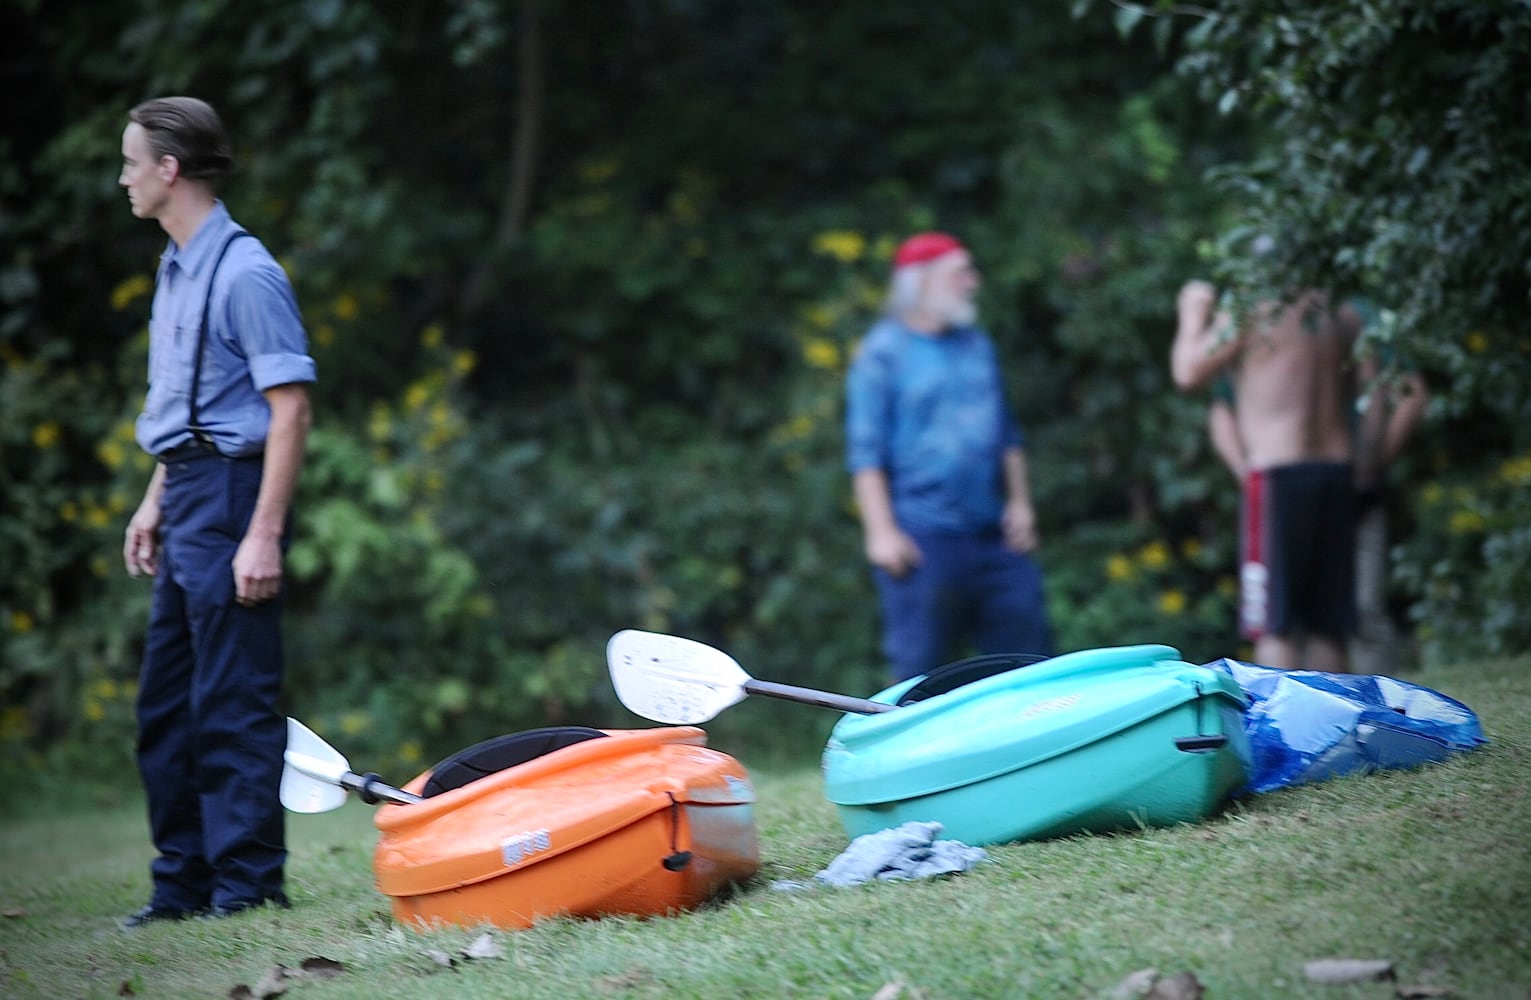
1228, 292, 1359, 469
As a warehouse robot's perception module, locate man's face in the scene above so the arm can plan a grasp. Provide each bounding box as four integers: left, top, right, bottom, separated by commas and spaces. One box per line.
921, 250, 981, 328
119, 123, 171, 221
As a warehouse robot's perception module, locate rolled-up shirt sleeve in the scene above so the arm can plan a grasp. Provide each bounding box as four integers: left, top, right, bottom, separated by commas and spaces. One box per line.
227, 263, 316, 391
845, 347, 890, 474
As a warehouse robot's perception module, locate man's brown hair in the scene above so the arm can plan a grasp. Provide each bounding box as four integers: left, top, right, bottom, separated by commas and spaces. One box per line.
128, 97, 233, 182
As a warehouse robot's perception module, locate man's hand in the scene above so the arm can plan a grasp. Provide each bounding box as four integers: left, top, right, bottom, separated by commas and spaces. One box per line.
1002, 498, 1039, 553
1177, 280, 1216, 325
124, 502, 162, 577
865, 526, 922, 578
232, 534, 284, 606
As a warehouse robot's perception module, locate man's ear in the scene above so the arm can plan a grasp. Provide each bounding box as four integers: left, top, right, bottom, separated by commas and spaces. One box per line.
157, 155, 180, 184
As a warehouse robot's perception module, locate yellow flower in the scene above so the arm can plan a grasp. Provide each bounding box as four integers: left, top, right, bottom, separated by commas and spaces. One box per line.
314, 324, 335, 348
90, 678, 119, 700
9, 611, 34, 633
32, 421, 61, 448
424, 469, 444, 495
110, 274, 153, 311
399, 740, 424, 764
91, 556, 110, 578
97, 440, 125, 470
802, 304, 836, 330
1180, 538, 1203, 560
577, 158, 620, 184
332, 293, 360, 321
404, 383, 431, 413
452, 350, 477, 377
59, 501, 79, 523
1448, 509, 1484, 534
84, 506, 111, 530
1420, 482, 1444, 507
368, 405, 394, 442
420, 324, 444, 349
1464, 331, 1488, 354
1105, 553, 1134, 581
0, 706, 30, 742
339, 711, 369, 737
669, 191, 700, 225
803, 338, 841, 370
84, 700, 105, 722
1216, 576, 1237, 597
1138, 540, 1170, 570
1499, 454, 1531, 485
1157, 590, 1187, 616
811, 230, 867, 264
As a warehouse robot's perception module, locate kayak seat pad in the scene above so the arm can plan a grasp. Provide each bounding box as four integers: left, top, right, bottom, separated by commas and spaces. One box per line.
422, 726, 610, 797
896, 652, 1051, 707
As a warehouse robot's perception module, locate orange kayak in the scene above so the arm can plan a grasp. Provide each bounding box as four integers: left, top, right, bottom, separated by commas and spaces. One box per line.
373, 726, 760, 930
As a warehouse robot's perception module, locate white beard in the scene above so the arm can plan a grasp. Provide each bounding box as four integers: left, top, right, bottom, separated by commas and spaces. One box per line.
927, 292, 978, 329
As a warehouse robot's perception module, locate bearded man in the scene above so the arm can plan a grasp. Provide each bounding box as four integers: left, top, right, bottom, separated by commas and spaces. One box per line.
845, 232, 1053, 683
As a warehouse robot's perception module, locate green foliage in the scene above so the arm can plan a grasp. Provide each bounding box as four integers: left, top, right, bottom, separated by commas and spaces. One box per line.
5, 1, 1526, 773
1163, 0, 1531, 411
1394, 446, 1531, 662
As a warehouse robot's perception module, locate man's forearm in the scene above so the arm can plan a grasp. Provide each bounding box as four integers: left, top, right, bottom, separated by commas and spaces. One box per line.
248, 385, 312, 541
852, 468, 900, 538
1002, 447, 1032, 507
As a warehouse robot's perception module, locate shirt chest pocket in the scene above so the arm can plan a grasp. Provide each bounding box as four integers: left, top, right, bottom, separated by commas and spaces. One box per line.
147, 316, 197, 400
147, 315, 239, 400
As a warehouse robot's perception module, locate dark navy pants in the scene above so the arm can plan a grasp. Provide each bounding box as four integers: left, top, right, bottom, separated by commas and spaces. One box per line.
136, 453, 287, 912
872, 530, 1053, 682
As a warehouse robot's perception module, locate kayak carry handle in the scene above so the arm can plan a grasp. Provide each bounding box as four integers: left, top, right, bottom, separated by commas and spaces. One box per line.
1174, 735, 1228, 752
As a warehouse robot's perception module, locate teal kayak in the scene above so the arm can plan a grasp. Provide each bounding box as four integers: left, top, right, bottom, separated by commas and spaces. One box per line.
822, 645, 1253, 846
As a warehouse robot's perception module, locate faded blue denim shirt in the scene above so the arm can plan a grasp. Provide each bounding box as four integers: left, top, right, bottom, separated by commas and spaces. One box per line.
135, 202, 316, 457
845, 318, 1024, 534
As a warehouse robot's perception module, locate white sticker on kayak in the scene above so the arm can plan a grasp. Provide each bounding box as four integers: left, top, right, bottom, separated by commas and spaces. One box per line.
1018, 693, 1081, 721
501, 828, 552, 867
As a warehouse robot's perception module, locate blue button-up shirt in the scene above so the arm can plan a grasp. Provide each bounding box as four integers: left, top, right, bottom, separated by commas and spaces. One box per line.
135, 202, 316, 458
845, 318, 1025, 534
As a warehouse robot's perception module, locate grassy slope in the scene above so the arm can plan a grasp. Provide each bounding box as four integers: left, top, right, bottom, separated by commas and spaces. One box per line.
1, 658, 1527, 999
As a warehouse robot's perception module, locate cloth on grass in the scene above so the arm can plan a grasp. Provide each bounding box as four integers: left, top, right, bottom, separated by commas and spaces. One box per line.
1207, 658, 1487, 795
771, 821, 987, 891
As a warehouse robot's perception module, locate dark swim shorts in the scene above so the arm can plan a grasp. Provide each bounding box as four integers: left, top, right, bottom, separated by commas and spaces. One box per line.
1239, 462, 1357, 640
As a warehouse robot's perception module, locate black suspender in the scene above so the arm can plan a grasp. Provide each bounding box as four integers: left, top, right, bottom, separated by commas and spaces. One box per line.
187, 230, 253, 448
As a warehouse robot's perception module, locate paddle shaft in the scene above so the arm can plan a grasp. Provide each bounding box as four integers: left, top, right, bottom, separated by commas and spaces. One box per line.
339, 769, 423, 806
743, 678, 895, 715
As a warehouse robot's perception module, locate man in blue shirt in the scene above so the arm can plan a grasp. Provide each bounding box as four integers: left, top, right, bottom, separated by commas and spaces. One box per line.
117, 97, 316, 927
845, 232, 1052, 682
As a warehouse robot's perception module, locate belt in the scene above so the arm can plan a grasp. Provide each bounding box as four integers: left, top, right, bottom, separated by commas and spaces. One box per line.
158, 441, 221, 463
157, 442, 262, 464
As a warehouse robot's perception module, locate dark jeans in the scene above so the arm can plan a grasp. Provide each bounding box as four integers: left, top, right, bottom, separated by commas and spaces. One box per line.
136, 454, 287, 911
872, 530, 1053, 682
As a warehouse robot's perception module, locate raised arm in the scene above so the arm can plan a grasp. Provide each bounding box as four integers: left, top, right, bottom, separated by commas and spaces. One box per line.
1171, 280, 1242, 392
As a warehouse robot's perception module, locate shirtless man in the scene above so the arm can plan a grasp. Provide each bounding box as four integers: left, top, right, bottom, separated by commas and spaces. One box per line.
1171, 280, 1362, 671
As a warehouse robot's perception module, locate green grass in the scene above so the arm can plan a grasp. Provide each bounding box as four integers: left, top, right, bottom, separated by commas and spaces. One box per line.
2, 659, 1529, 999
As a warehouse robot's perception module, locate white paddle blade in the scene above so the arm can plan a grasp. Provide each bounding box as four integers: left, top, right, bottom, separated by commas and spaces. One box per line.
280, 718, 352, 814
607, 629, 751, 724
